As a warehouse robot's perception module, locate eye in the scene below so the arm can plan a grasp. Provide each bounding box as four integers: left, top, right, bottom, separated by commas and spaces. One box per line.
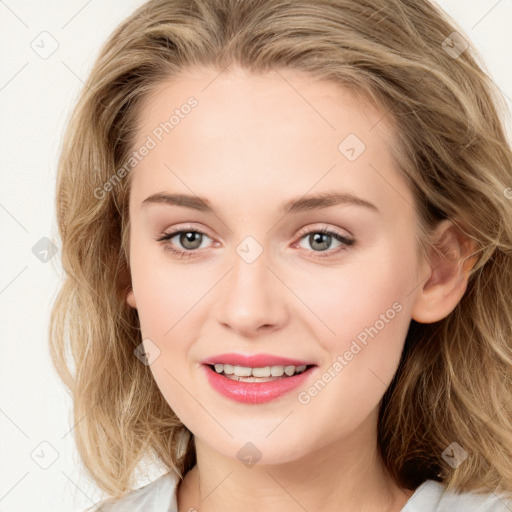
155, 225, 355, 260
156, 227, 214, 259
293, 226, 354, 258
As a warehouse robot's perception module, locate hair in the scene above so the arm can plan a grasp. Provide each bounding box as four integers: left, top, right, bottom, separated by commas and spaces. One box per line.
49, 0, 512, 501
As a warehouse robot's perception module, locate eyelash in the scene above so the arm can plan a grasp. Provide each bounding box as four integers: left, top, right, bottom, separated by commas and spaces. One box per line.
155, 225, 355, 260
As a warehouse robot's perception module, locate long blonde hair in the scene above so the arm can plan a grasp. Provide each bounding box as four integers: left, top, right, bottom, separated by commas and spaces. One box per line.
49, 0, 512, 499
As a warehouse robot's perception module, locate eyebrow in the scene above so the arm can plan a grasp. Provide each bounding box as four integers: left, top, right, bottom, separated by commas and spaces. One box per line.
141, 191, 379, 214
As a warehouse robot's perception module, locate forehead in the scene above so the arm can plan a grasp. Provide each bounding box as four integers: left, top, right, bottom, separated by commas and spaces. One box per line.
129, 66, 411, 218
136, 66, 391, 143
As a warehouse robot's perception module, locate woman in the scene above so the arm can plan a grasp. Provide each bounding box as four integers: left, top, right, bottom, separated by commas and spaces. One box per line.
50, 0, 512, 510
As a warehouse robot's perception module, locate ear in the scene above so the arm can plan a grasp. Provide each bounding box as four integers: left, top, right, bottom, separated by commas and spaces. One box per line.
126, 287, 137, 309
117, 258, 137, 309
411, 219, 479, 324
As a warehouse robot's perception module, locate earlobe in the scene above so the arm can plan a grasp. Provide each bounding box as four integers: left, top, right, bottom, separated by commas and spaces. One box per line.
126, 288, 137, 309
411, 219, 479, 324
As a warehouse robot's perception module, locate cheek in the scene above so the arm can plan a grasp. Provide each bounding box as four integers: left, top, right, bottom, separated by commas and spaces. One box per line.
290, 253, 415, 441
129, 240, 207, 337
294, 241, 417, 422
298, 242, 416, 347
130, 256, 204, 422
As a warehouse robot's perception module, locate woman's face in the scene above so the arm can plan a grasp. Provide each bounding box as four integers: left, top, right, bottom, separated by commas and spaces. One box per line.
126, 66, 428, 464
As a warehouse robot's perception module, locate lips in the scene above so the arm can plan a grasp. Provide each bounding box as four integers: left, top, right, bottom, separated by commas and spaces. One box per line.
200, 352, 318, 404
201, 352, 315, 367
202, 364, 317, 404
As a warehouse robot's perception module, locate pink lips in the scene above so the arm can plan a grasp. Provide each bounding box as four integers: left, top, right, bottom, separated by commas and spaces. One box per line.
201, 352, 317, 404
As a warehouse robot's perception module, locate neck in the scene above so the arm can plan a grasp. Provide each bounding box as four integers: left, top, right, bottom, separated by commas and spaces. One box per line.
177, 408, 414, 512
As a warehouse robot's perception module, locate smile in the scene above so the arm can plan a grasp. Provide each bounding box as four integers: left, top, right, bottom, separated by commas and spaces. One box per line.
202, 363, 317, 404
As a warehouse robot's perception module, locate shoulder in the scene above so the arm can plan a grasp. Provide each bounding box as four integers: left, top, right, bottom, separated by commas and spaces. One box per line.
402, 479, 512, 512
79, 471, 178, 512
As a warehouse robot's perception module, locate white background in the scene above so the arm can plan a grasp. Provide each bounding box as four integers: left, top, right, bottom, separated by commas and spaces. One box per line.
0, 1, 511, 511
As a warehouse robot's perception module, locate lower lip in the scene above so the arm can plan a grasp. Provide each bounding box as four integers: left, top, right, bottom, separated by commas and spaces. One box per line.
202, 364, 316, 404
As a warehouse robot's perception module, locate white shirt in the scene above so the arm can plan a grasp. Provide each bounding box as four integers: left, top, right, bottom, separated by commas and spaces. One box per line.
82, 471, 512, 511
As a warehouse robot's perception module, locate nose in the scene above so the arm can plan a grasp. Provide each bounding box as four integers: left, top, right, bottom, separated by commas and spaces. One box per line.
215, 246, 289, 338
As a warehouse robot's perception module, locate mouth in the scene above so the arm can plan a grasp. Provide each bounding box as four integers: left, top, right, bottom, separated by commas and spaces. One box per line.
201, 361, 318, 404
205, 363, 316, 382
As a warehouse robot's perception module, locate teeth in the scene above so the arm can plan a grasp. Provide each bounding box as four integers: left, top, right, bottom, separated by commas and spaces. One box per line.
212, 364, 308, 378
223, 364, 234, 375
270, 365, 284, 377
252, 366, 271, 377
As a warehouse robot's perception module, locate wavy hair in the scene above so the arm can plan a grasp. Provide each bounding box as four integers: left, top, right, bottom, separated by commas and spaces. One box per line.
49, 0, 512, 500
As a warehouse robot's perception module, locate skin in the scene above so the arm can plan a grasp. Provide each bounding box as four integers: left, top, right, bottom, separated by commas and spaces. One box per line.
125, 66, 475, 512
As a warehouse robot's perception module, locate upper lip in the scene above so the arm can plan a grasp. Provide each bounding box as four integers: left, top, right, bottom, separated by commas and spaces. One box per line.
201, 353, 316, 367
